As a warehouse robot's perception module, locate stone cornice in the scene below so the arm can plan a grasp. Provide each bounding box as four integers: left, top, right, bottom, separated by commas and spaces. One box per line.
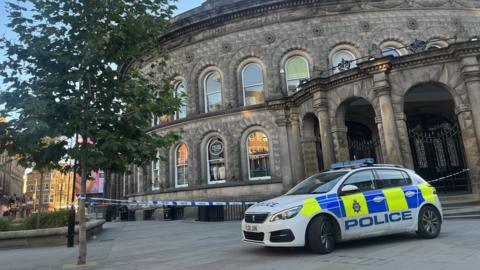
150, 41, 480, 132
161, 0, 480, 49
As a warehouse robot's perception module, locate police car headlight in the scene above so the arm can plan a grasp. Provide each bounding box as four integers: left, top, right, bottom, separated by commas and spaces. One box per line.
270, 206, 303, 222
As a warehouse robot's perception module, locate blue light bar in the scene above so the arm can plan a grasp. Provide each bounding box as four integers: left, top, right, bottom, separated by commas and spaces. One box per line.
331, 158, 374, 169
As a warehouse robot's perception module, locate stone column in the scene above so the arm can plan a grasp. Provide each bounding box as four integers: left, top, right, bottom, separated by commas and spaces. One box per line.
274, 115, 295, 190
288, 109, 306, 184
332, 126, 349, 162
456, 104, 480, 197
395, 113, 414, 169
373, 72, 403, 165
313, 92, 335, 169
460, 56, 480, 148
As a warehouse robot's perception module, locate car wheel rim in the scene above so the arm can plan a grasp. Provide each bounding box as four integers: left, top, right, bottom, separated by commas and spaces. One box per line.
422, 208, 439, 234
320, 222, 333, 250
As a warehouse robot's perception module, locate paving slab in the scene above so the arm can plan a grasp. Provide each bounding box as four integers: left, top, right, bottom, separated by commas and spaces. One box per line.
0, 219, 479, 270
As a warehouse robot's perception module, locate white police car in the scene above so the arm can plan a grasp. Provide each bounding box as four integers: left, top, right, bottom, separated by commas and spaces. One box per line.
242, 159, 442, 254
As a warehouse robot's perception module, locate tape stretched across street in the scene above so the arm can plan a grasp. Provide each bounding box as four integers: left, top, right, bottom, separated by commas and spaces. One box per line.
85, 197, 257, 207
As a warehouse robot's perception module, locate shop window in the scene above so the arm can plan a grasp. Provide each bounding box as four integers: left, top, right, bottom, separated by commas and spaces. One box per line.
207, 138, 226, 183
247, 131, 271, 180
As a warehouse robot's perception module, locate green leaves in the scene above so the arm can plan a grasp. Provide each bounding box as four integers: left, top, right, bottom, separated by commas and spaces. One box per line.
0, 0, 179, 174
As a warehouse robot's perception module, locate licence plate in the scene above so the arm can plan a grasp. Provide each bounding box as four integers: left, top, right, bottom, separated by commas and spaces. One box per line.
245, 225, 258, 232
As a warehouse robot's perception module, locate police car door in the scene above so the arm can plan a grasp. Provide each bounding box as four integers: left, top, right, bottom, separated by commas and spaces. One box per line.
374, 169, 417, 232
339, 169, 389, 239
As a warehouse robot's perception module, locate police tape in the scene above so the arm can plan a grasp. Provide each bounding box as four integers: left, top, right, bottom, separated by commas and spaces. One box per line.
85, 197, 257, 207
427, 169, 470, 183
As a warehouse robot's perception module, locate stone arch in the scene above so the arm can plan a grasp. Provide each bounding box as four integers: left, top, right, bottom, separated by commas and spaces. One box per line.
199, 131, 229, 185
239, 125, 276, 181
320, 31, 367, 66
169, 140, 190, 188
301, 112, 323, 176
389, 65, 468, 114
422, 26, 456, 43
370, 27, 413, 48
334, 96, 382, 163
271, 38, 315, 97
403, 82, 471, 193
228, 45, 269, 106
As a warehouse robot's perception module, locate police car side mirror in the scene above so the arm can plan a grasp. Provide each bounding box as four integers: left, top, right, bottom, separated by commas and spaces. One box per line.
339, 184, 359, 195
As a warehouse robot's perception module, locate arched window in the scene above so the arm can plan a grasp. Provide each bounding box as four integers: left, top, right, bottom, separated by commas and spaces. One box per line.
151, 150, 161, 191
331, 50, 357, 74
175, 143, 188, 187
174, 81, 187, 120
204, 71, 222, 112
285, 56, 310, 93
381, 47, 400, 57
246, 131, 271, 180
207, 138, 226, 183
242, 63, 265, 106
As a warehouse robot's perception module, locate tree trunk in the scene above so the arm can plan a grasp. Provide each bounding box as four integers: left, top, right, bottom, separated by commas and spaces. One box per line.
77, 157, 87, 265
37, 172, 44, 228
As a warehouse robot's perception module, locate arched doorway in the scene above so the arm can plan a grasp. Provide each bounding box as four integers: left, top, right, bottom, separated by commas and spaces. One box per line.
302, 113, 323, 176
337, 98, 381, 162
404, 83, 470, 193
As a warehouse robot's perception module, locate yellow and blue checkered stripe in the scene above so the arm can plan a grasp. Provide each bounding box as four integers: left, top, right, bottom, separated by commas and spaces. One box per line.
299, 184, 436, 218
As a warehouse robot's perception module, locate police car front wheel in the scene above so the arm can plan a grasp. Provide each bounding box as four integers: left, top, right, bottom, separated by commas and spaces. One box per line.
417, 205, 441, 239
307, 215, 336, 254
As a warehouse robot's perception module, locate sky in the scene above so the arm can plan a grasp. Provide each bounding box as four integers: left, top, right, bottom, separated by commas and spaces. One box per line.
0, 0, 205, 90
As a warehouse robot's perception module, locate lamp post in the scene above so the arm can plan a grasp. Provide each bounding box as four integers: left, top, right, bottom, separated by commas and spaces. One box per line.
67, 134, 78, 248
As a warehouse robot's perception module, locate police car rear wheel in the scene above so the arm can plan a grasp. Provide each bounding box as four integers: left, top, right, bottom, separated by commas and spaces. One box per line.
307, 215, 336, 254
417, 206, 441, 239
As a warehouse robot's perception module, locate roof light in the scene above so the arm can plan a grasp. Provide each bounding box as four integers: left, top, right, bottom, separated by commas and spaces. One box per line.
331, 158, 375, 169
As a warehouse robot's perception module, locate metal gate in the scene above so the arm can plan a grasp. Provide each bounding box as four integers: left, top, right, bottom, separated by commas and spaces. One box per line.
347, 121, 379, 162
408, 115, 470, 193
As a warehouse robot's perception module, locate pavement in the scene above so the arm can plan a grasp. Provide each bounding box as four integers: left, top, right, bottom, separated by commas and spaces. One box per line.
1, 219, 480, 270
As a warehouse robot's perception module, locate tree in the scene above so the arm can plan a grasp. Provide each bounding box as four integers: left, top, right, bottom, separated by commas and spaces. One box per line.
0, 0, 179, 265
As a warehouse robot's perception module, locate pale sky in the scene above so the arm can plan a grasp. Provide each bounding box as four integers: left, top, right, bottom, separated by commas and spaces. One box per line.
0, 0, 205, 90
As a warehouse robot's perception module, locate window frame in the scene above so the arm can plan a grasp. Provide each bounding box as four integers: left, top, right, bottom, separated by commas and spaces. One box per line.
203, 71, 222, 113
241, 63, 265, 106
339, 169, 377, 194
331, 49, 357, 74
246, 131, 272, 181
207, 137, 226, 184
174, 143, 189, 188
373, 168, 413, 189
284, 56, 310, 93
151, 150, 161, 191
174, 80, 187, 120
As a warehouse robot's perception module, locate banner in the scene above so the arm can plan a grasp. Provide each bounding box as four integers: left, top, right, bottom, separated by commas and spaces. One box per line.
75, 171, 105, 194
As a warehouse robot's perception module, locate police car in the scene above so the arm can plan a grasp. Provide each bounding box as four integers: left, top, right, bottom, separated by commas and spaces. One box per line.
242, 159, 442, 254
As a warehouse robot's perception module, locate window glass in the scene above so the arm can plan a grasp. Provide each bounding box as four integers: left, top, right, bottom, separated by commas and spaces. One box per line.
332, 50, 357, 74
152, 151, 161, 190
375, 169, 411, 189
175, 144, 188, 187
382, 47, 400, 57
242, 63, 265, 106
287, 171, 348, 195
247, 132, 271, 180
285, 56, 309, 92
342, 170, 375, 192
208, 138, 226, 183
204, 71, 222, 112
175, 81, 187, 119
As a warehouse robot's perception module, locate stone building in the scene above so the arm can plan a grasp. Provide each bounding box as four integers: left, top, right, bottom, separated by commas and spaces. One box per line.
0, 152, 25, 206
24, 170, 74, 213
107, 0, 480, 204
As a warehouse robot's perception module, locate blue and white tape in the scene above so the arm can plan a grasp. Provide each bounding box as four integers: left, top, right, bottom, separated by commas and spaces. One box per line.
86, 197, 257, 207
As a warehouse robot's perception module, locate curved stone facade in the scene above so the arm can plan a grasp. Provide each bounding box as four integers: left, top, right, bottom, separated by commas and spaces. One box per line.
107, 0, 480, 203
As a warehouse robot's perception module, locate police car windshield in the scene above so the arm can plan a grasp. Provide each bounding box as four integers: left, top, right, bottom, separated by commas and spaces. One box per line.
286, 171, 348, 195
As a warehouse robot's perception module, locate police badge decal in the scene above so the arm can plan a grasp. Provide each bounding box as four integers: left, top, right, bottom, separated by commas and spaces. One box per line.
353, 200, 361, 213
